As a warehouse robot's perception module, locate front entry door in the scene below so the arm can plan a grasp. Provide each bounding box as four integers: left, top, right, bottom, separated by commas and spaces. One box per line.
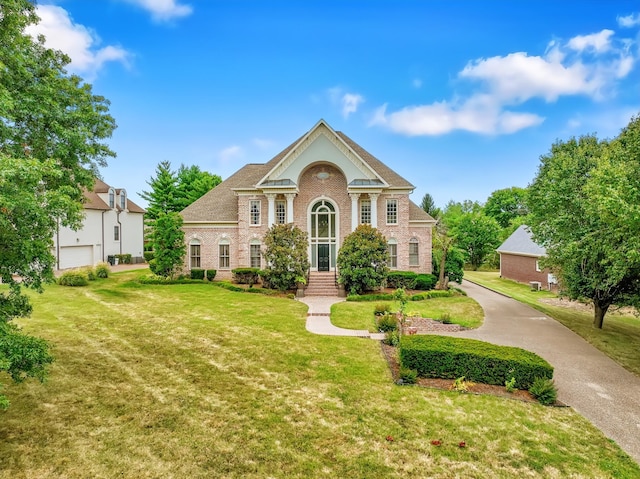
318, 244, 330, 271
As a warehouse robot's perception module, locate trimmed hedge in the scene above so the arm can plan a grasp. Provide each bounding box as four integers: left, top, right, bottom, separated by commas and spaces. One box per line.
143, 251, 155, 262
58, 270, 89, 286
116, 254, 132, 264
399, 335, 553, 389
190, 269, 205, 280
232, 267, 260, 285
347, 290, 454, 302
415, 274, 437, 290
211, 281, 279, 296
386, 271, 417, 289
206, 269, 217, 281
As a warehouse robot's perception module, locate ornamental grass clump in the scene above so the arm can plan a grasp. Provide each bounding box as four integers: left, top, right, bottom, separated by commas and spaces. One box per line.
58, 270, 89, 287
529, 377, 558, 405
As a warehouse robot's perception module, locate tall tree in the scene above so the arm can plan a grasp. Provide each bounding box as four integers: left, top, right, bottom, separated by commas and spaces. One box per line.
453, 212, 501, 270
175, 164, 221, 211
528, 117, 640, 329
149, 212, 186, 279
139, 161, 180, 221
484, 187, 529, 229
419, 193, 441, 219
0, 0, 116, 408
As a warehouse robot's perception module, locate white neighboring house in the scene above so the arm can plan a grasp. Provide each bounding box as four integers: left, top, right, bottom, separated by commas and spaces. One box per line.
53, 179, 146, 270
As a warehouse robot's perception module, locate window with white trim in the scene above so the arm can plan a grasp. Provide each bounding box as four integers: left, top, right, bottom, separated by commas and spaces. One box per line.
409, 237, 419, 266
190, 240, 201, 269
219, 239, 230, 269
360, 199, 371, 224
535, 260, 541, 272
250, 200, 261, 225
387, 239, 397, 268
386, 199, 398, 224
275, 200, 286, 224
108, 188, 115, 208
250, 241, 261, 268
120, 190, 126, 209
114, 225, 120, 241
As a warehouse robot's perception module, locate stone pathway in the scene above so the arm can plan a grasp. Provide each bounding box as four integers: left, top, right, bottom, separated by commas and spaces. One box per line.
298, 296, 385, 339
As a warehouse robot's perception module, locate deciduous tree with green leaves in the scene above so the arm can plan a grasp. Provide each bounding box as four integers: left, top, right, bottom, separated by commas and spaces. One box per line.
451, 212, 501, 271
149, 212, 186, 279
262, 224, 310, 291
337, 224, 389, 295
484, 187, 529, 229
0, 0, 116, 408
528, 115, 640, 329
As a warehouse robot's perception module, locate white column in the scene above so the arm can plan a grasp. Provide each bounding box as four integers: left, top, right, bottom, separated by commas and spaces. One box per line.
265, 193, 276, 226
369, 193, 379, 228
349, 193, 360, 231
285, 193, 296, 223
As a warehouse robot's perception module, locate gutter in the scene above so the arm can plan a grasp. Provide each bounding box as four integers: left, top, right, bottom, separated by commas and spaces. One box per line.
117, 210, 122, 255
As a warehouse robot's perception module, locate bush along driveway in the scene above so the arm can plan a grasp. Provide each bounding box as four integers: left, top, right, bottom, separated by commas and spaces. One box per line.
451, 280, 640, 465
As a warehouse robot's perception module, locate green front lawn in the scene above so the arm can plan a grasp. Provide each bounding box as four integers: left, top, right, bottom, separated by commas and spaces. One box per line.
331, 296, 484, 331
1, 270, 638, 478
464, 271, 640, 376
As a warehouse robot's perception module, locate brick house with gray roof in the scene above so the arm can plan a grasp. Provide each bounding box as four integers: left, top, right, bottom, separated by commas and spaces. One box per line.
181, 120, 436, 285
497, 224, 557, 290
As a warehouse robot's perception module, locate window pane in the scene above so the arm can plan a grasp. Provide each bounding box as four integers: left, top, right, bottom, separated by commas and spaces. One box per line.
388, 244, 397, 268
114, 225, 119, 241
387, 199, 398, 224
250, 244, 261, 268
276, 200, 286, 224
250, 200, 261, 225
409, 240, 419, 266
360, 199, 371, 224
190, 244, 201, 268
219, 244, 230, 269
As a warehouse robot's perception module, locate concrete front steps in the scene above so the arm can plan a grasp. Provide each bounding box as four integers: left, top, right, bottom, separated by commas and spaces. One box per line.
304, 271, 339, 296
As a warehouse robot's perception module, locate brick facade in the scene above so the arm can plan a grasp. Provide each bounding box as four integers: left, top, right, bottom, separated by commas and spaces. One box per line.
500, 253, 553, 290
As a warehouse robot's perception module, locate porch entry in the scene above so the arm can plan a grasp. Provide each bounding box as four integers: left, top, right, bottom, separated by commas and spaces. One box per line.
310, 199, 338, 271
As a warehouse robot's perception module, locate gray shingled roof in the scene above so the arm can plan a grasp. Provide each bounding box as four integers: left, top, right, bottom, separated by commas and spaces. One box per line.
84, 178, 146, 213
409, 201, 436, 222
181, 122, 422, 223
497, 225, 546, 256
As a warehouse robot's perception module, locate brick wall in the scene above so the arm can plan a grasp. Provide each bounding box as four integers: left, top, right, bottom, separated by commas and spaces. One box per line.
500, 253, 551, 289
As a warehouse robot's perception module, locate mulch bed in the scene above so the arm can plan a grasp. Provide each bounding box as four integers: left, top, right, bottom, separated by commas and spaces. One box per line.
380, 342, 540, 404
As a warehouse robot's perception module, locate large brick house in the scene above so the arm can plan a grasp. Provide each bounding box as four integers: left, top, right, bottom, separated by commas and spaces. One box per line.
497, 224, 557, 290
181, 119, 436, 282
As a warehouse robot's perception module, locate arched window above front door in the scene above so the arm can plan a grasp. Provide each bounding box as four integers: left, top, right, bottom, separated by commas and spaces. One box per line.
309, 199, 338, 271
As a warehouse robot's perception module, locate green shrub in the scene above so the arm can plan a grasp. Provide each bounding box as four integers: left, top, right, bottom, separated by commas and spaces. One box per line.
95, 262, 110, 278
258, 269, 272, 289
386, 271, 417, 289
58, 270, 89, 286
347, 293, 394, 302
143, 251, 155, 262
212, 281, 279, 296
529, 377, 558, 405
374, 302, 392, 316
190, 269, 205, 280
232, 268, 260, 285
399, 367, 417, 384
384, 330, 400, 346
414, 273, 437, 290
206, 269, 217, 281
83, 267, 97, 281
376, 313, 398, 332
337, 224, 389, 295
505, 377, 517, 393
399, 335, 553, 389
116, 254, 132, 264
262, 223, 309, 291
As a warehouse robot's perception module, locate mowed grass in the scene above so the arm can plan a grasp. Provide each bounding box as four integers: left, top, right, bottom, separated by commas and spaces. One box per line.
1, 270, 638, 478
464, 271, 640, 376
331, 296, 484, 331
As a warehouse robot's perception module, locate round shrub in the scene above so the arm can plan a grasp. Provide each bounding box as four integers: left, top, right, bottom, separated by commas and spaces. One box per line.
95, 262, 110, 278
399, 367, 418, 384
414, 274, 436, 290
206, 269, 217, 281
58, 270, 89, 286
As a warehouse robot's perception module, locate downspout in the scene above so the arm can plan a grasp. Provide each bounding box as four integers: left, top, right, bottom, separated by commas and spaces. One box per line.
117, 210, 123, 255
101, 210, 106, 262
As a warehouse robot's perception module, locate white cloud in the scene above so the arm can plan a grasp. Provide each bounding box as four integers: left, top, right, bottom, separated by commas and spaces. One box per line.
617, 13, 640, 28
219, 145, 243, 163
26, 5, 129, 80
252, 138, 275, 150
327, 87, 365, 118
372, 27, 637, 136
123, 0, 193, 21
567, 29, 614, 53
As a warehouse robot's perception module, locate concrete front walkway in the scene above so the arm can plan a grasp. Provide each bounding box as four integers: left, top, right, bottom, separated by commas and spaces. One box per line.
298, 296, 385, 339
455, 280, 640, 464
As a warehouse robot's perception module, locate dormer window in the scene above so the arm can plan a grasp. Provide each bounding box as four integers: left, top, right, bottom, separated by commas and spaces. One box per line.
120, 190, 126, 209
108, 188, 115, 208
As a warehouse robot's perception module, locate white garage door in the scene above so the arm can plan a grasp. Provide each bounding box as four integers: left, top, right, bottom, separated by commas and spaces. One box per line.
59, 245, 94, 269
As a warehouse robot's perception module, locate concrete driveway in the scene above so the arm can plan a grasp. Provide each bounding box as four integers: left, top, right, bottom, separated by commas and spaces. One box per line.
455, 280, 640, 464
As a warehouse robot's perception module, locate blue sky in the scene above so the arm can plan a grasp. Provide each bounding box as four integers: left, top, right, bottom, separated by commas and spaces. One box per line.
29, 1, 640, 209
